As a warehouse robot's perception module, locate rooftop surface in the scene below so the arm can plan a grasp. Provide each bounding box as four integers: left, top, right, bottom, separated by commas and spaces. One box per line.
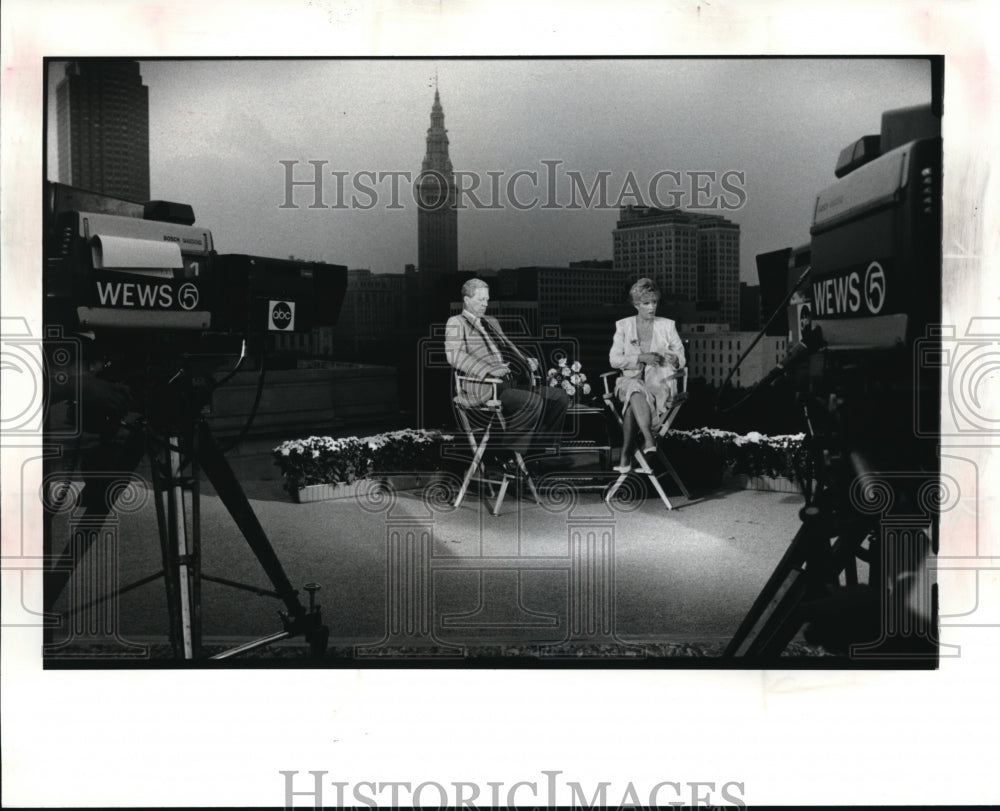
45, 461, 821, 664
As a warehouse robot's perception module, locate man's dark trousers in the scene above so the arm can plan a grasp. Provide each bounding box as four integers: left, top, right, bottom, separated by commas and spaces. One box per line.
496, 380, 569, 458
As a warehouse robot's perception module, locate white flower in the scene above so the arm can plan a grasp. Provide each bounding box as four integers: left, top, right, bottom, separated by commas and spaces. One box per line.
582, 383, 591, 395
571, 361, 582, 373
562, 381, 576, 396
281, 447, 291, 456
570, 374, 581, 385
561, 366, 571, 377
557, 358, 568, 367
547, 368, 558, 377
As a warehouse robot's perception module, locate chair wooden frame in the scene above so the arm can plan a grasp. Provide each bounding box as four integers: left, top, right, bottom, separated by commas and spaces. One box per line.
452, 373, 540, 515
601, 367, 691, 510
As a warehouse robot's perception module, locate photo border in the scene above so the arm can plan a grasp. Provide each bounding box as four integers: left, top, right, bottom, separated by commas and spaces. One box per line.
3, 1, 997, 807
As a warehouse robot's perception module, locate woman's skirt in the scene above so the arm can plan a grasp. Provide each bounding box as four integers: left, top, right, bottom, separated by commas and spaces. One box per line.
615, 366, 678, 432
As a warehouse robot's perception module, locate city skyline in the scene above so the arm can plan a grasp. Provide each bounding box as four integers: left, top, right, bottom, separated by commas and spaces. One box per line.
46, 58, 932, 284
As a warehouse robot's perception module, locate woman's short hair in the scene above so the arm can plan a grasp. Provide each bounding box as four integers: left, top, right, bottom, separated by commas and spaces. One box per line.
462, 278, 489, 299
629, 278, 660, 304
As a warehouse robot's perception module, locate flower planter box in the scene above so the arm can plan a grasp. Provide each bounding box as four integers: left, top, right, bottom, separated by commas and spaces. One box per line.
274, 429, 455, 501
277, 427, 811, 502
749, 474, 800, 493
294, 473, 449, 503
376, 472, 446, 492
661, 428, 810, 493
733, 473, 822, 494
732, 473, 801, 494
295, 480, 375, 504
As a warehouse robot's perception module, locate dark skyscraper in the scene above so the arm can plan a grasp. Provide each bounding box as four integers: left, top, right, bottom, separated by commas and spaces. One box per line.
56, 59, 150, 201
413, 88, 460, 428
416, 89, 458, 300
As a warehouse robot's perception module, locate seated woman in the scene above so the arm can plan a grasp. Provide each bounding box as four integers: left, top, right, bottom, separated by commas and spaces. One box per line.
609, 278, 686, 472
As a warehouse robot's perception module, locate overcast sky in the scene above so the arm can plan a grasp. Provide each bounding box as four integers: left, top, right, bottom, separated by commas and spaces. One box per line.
47, 58, 932, 282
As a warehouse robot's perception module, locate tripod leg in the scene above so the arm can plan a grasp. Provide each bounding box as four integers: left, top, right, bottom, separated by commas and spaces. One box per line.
726, 507, 878, 658
167, 438, 197, 659
740, 521, 874, 658
147, 434, 185, 658
194, 422, 310, 627
725, 510, 820, 656
190, 449, 203, 656
732, 569, 812, 657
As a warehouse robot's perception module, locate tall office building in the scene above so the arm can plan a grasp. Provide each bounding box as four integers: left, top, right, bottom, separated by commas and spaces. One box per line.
56, 59, 150, 201
613, 206, 741, 329
497, 265, 630, 326
416, 89, 458, 300
696, 216, 741, 329
332, 269, 410, 353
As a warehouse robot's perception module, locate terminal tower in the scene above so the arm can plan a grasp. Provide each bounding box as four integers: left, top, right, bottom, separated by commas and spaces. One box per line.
416, 88, 458, 310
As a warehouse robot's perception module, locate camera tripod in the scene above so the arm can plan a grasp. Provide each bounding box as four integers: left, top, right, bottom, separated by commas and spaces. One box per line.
725, 445, 937, 661
724, 473, 874, 658
46, 359, 329, 660
723, 346, 941, 661
142, 418, 328, 659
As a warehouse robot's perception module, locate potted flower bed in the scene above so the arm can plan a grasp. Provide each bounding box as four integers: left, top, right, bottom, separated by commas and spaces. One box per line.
272, 429, 454, 502
660, 428, 811, 493
273, 426, 811, 503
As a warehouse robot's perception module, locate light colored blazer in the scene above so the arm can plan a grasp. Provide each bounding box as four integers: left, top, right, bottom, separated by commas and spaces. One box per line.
609, 315, 686, 380
444, 312, 529, 407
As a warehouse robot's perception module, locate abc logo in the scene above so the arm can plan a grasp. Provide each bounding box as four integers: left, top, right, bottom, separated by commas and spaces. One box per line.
269, 300, 295, 331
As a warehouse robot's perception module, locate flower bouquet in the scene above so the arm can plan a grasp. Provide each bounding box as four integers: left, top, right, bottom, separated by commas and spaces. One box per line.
546, 357, 594, 403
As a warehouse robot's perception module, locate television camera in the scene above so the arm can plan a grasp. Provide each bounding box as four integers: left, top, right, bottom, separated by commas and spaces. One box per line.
46, 185, 345, 372
43, 183, 347, 660
728, 99, 942, 661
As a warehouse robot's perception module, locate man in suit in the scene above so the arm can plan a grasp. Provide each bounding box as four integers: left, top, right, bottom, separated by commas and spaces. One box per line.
444, 278, 569, 463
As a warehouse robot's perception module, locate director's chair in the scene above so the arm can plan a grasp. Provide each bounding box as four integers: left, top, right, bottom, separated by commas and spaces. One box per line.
451, 373, 540, 515
601, 367, 691, 510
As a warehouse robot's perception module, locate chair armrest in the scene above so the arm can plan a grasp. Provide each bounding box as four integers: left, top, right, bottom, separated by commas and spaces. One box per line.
600, 370, 620, 397
672, 366, 688, 393
457, 374, 505, 385
454, 374, 504, 410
